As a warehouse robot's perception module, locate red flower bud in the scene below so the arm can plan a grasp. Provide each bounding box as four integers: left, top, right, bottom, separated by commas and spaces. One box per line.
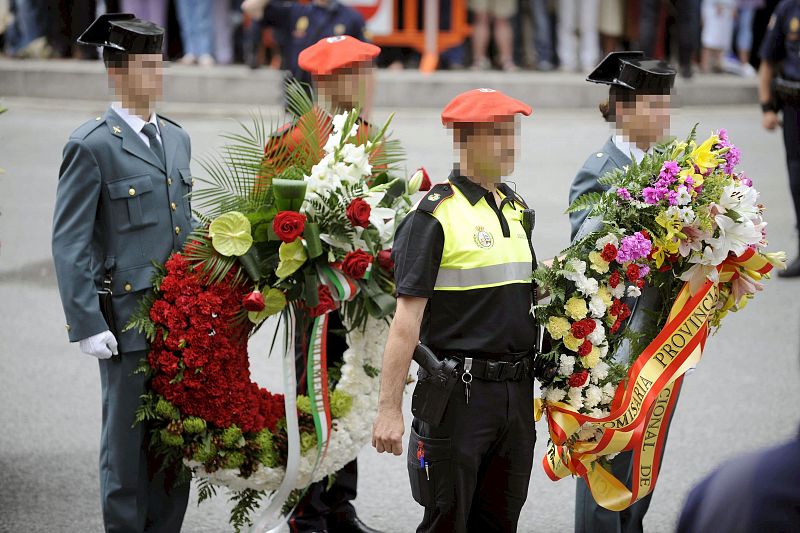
377, 249, 394, 271
418, 167, 432, 191
243, 290, 266, 312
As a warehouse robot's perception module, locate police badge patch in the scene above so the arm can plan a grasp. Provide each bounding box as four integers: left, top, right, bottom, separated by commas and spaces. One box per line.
474, 226, 494, 248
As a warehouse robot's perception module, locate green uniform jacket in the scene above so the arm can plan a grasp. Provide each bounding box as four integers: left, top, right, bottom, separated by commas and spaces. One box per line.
52, 106, 193, 353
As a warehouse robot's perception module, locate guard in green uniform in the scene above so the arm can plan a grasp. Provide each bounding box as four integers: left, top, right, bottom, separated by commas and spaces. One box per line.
372, 88, 539, 533
51, 14, 192, 532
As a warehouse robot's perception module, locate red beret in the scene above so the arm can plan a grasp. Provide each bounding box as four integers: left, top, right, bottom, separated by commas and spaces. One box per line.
441, 88, 532, 125
298, 35, 381, 76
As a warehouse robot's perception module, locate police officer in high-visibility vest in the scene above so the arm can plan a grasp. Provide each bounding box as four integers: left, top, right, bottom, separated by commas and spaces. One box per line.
372, 89, 539, 533
759, 0, 800, 277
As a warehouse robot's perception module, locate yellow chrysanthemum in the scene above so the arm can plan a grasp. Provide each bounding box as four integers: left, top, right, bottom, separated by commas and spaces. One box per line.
563, 333, 583, 352
589, 251, 610, 274
546, 316, 571, 340
583, 347, 601, 368
565, 296, 589, 321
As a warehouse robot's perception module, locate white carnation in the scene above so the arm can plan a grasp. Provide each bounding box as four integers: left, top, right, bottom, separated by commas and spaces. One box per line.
567, 387, 584, 409
599, 343, 609, 358
542, 386, 567, 403
601, 382, 616, 403
584, 385, 603, 409
589, 408, 607, 419
590, 360, 610, 382
627, 285, 642, 298
589, 294, 607, 317
611, 283, 626, 299
558, 354, 576, 376
560, 259, 587, 282
577, 422, 599, 441
596, 233, 620, 250
576, 276, 600, 297
587, 321, 606, 345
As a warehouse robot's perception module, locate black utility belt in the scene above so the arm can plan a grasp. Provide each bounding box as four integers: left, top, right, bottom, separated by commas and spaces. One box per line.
435, 350, 533, 382
775, 77, 800, 105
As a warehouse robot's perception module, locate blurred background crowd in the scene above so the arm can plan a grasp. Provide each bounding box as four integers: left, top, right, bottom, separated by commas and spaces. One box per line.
0, 0, 784, 78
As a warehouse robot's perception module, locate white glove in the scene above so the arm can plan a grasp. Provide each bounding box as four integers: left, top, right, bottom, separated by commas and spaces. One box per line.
79, 330, 119, 359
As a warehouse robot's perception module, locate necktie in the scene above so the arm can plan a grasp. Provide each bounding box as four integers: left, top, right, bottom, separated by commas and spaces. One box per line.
141, 122, 166, 169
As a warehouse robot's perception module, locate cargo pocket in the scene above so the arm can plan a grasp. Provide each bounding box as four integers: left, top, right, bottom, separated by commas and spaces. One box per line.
407, 427, 455, 508
105, 174, 159, 232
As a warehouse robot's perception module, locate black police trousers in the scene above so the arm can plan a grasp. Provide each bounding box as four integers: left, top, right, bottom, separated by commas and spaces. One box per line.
408, 370, 536, 533
783, 105, 800, 237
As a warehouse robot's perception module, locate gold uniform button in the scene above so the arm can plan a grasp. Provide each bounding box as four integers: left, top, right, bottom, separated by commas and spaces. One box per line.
124, 282, 133, 292
175, 226, 181, 235
168, 178, 173, 186
170, 202, 177, 211
596, 152, 604, 158
128, 187, 136, 196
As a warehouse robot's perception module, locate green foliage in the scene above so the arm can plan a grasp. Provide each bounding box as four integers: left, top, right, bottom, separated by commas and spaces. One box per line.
363, 363, 380, 379
229, 489, 266, 533
197, 479, 218, 505
182, 230, 244, 286
566, 192, 605, 215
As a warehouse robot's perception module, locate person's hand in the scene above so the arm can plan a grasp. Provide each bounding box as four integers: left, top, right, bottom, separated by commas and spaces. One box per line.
241, 0, 269, 20
372, 407, 405, 455
79, 330, 119, 359
763, 110, 781, 131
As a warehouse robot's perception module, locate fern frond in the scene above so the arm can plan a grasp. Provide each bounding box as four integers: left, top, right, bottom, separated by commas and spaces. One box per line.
566, 191, 605, 214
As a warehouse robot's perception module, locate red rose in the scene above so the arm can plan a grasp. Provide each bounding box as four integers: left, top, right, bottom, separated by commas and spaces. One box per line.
341, 250, 374, 280
418, 167, 432, 191
309, 284, 337, 318
346, 198, 372, 228
578, 340, 593, 357
626, 264, 640, 282
601, 243, 618, 263
273, 211, 306, 243
568, 370, 589, 388
609, 271, 621, 288
377, 249, 394, 271
243, 290, 265, 312
570, 318, 596, 339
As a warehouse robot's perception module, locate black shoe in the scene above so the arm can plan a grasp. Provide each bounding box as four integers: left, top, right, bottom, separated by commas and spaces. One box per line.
328, 512, 383, 533
778, 256, 800, 278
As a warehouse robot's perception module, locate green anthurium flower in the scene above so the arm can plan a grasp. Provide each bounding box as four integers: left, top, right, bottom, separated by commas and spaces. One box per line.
248, 288, 288, 324
208, 212, 253, 257
276, 238, 307, 279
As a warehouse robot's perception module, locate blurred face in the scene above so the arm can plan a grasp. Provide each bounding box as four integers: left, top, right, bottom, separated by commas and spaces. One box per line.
616, 93, 672, 147
315, 62, 375, 116
108, 53, 164, 107
455, 119, 517, 179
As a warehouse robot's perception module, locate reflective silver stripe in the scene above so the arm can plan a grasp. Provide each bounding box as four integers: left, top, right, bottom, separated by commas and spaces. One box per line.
434, 262, 532, 289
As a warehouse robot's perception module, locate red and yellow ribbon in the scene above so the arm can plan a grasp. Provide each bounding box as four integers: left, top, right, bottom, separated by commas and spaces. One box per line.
541, 250, 774, 510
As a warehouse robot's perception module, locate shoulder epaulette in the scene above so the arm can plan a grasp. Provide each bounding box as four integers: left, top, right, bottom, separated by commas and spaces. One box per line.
416, 183, 454, 214
158, 114, 183, 129
70, 115, 106, 140
582, 150, 612, 175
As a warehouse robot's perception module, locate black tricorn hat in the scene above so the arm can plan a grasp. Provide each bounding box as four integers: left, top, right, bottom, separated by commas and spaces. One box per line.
77, 13, 163, 54
587, 51, 676, 93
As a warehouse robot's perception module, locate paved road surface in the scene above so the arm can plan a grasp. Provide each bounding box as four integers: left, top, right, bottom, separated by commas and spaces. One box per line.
1, 99, 798, 533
